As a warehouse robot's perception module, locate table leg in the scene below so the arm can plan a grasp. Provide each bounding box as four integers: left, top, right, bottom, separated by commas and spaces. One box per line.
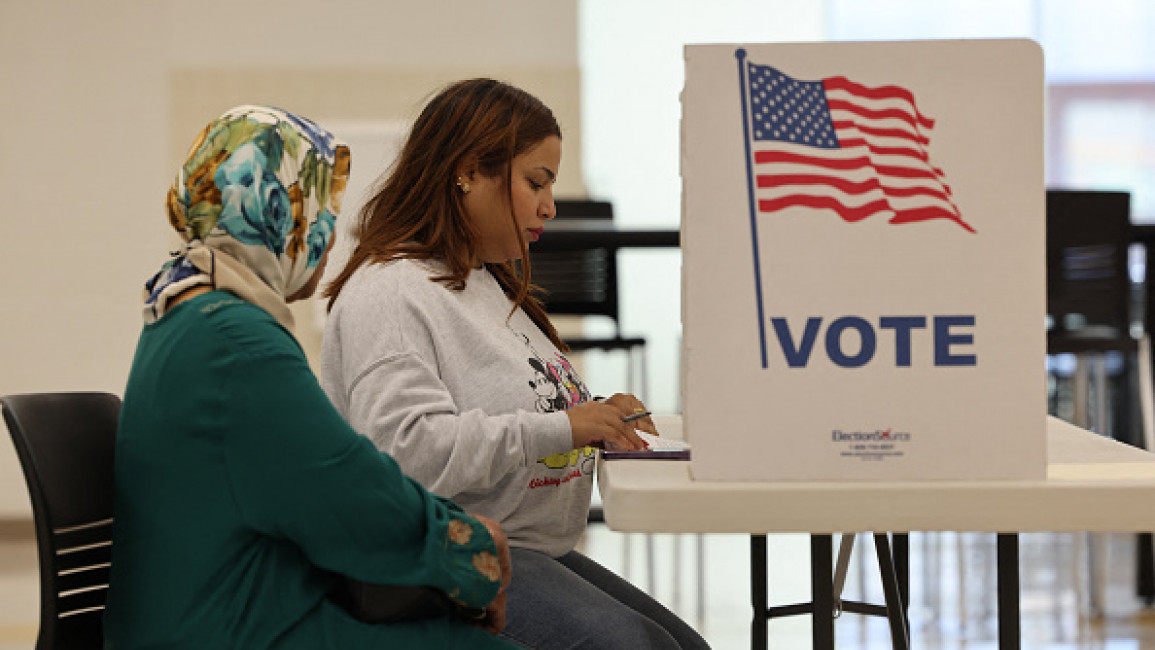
873, 533, 910, 650
751, 535, 768, 650
811, 534, 835, 650
1138, 532, 1155, 605
997, 533, 1021, 650
894, 532, 910, 624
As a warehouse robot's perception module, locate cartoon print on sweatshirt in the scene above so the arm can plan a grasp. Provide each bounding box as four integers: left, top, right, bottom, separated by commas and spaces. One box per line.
511, 329, 598, 478
537, 447, 598, 470
516, 331, 592, 413
528, 358, 568, 412
553, 355, 590, 406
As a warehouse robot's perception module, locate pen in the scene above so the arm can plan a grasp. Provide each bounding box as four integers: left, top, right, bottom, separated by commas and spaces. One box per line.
592, 397, 650, 423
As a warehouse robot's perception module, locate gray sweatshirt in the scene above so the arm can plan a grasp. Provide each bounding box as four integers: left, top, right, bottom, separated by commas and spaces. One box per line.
321, 258, 594, 557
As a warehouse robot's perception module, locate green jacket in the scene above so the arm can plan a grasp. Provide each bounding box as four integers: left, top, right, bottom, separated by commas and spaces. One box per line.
105, 291, 512, 649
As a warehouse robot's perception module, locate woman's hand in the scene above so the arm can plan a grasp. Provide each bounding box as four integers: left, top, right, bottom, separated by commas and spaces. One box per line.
601, 393, 658, 436
566, 396, 648, 450
470, 514, 511, 634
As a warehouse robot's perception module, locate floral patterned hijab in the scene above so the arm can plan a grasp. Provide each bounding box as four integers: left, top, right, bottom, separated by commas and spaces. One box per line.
144, 105, 351, 332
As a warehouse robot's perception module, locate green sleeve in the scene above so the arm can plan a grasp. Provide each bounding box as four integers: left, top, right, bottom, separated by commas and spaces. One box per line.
221, 341, 501, 609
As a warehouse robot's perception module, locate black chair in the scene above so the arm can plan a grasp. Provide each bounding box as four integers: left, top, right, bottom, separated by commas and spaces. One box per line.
530, 200, 648, 398
1047, 191, 1133, 350
1, 392, 120, 650
1045, 190, 1142, 617
1137, 220, 1155, 604
1046, 190, 1136, 438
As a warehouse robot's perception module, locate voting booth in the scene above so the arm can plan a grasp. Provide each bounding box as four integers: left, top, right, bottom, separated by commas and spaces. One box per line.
682, 40, 1046, 481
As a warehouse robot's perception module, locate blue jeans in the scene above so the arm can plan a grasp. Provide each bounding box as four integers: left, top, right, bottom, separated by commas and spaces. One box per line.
499, 548, 711, 649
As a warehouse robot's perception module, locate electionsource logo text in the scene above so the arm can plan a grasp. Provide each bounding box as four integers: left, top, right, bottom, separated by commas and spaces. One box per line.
831, 428, 912, 442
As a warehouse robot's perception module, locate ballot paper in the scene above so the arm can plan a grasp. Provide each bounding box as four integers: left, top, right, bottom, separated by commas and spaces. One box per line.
602, 430, 691, 460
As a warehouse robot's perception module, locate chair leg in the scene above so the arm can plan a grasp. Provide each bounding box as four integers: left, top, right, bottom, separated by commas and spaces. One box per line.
751, 535, 768, 650
696, 533, 706, 629
1071, 354, 1107, 618
623, 532, 634, 584
1136, 337, 1155, 603
997, 533, 1021, 650
811, 534, 835, 649
956, 532, 968, 632
893, 533, 910, 621
831, 533, 855, 607
673, 534, 682, 613
1138, 533, 1155, 605
646, 533, 656, 595
1086, 530, 1107, 619
1089, 355, 1108, 618
874, 533, 910, 650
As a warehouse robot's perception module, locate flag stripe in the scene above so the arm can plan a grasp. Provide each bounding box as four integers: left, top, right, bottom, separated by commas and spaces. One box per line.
758, 196, 974, 233
754, 150, 867, 169
825, 98, 924, 132
758, 195, 893, 221
756, 173, 954, 203
836, 139, 950, 187
838, 137, 938, 170
823, 76, 935, 129
831, 120, 930, 147
754, 175, 959, 214
753, 150, 946, 182
889, 206, 977, 233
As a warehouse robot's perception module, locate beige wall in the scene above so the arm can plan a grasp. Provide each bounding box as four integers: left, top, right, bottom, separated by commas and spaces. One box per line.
0, 0, 581, 517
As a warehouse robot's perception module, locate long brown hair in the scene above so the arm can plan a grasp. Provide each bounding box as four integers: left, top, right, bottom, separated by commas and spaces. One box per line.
323, 78, 567, 350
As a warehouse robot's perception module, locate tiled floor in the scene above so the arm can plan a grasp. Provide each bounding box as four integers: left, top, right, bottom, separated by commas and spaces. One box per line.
577, 528, 1155, 649
4, 520, 1155, 648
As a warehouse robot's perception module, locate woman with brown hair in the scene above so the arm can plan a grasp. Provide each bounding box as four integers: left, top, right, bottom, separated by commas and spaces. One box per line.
321, 80, 709, 648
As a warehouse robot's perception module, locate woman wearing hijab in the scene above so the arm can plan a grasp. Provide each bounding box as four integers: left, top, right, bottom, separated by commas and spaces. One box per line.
104, 105, 516, 650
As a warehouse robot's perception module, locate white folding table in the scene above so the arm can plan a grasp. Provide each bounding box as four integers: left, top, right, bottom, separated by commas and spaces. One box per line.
597, 415, 1155, 649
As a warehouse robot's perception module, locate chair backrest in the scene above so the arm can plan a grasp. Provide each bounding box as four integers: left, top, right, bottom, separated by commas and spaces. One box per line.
1, 392, 120, 650
530, 200, 622, 326
553, 200, 612, 221
1045, 190, 1133, 352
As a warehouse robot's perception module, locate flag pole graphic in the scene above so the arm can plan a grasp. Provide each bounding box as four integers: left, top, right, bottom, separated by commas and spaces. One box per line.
736, 48, 768, 368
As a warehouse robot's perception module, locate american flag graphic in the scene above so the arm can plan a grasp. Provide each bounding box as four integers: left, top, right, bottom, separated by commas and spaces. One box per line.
741, 57, 974, 233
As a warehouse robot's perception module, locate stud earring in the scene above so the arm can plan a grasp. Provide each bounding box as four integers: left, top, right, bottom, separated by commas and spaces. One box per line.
456, 177, 471, 194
